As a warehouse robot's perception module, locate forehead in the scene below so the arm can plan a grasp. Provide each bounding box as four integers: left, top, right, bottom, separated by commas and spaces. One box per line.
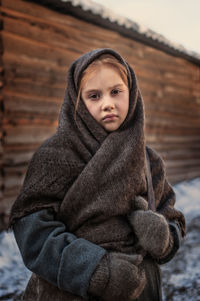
82, 65, 125, 90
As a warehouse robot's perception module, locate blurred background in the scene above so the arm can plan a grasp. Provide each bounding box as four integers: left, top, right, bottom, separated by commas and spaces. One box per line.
94, 0, 200, 54
0, 0, 200, 300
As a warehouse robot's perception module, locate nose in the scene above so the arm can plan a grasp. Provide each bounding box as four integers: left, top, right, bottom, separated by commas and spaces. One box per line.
102, 96, 115, 111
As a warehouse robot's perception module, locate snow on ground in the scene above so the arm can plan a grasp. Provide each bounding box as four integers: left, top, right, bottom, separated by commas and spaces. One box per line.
174, 178, 200, 223
161, 177, 200, 301
0, 231, 31, 300
0, 177, 200, 300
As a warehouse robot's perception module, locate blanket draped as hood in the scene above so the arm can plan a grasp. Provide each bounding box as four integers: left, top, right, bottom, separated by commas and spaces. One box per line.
10, 48, 185, 250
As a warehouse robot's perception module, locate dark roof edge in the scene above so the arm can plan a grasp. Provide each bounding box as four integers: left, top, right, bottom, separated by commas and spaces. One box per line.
25, 0, 200, 66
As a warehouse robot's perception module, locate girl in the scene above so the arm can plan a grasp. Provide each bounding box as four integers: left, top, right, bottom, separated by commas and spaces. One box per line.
10, 48, 185, 301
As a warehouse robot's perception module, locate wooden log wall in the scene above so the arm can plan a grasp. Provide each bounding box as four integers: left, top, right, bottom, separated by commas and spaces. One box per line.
0, 0, 200, 228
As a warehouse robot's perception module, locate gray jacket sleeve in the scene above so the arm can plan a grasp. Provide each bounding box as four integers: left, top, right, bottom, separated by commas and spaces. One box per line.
13, 208, 107, 299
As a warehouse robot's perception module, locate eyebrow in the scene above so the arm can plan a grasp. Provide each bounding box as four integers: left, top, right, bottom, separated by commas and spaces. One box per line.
83, 84, 124, 94
108, 83, 125, 89
83, 89, 99, 94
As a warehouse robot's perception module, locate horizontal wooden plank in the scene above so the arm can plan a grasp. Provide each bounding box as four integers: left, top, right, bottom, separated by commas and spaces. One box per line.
168, 171, 200, 183
2, 0, 60, 22
3, 115, 58, 127
144, 98, 200, 114
165, 158, 200, 169
0, 173, 3, 185
147, 140, 200, 148
3, 166, 27, 193
146, 133, 200, 143
161, 151, 200, 162
2, 31, 77, 66
145, 113, 200, 128
145, 125, 200, 136
0, 189, 3, 200
137, 61, 197, 82
4, 175, 24, 190
0, 194, 19, 214
3, 53, 67, 84
4, 142, 41, 152
3, 164, 27, 175
140, 80, 199, 102
3, 90, 62, 115
168, 172, 200, 184
160, 160, 200, 173
4, 80, 65, 98
133, 51, 197, 78
3, 150, 34, 166
3, 124, 56, 145
0, 140, 3, 155
137, 65, 196, 93
167, 166, 200, 179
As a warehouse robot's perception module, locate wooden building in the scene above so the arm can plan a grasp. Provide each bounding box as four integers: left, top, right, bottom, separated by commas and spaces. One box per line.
0, 0, 200, 228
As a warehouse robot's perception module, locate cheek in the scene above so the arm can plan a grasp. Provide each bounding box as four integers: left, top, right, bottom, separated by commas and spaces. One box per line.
85, 102, 99, 120
121, 94, 129, 116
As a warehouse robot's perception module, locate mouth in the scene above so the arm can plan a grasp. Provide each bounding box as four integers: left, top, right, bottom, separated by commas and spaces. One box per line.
102, 114, 118, 121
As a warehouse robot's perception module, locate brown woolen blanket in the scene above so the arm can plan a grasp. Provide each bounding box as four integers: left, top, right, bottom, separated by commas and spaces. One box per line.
10, 47, 185, 248
9, 48, 185, 301
10, 48, 185, 246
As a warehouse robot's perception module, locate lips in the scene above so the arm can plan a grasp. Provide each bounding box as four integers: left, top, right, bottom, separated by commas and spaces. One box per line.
102, 114, 118, 121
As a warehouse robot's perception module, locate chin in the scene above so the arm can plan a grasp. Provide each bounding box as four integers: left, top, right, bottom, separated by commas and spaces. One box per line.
104, 125, 119, 132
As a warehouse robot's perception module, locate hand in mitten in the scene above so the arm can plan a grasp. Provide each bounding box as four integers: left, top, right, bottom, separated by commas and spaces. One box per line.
132, 196, 148, 211
89, 252, 146, 301
129, 209, 170, 258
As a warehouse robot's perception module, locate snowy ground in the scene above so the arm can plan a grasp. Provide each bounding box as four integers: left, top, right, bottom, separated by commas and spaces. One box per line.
0, 232, 31, 300
0, 178, 200, 300
161, 177, 200, 301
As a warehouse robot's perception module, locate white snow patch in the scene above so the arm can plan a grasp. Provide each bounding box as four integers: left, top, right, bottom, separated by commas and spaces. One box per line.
0, 231, 31, 298
173, 177, 200, 222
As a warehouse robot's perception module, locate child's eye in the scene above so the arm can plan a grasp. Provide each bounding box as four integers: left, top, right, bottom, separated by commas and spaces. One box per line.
111, 89, 121, 96
88, 93, 100, 100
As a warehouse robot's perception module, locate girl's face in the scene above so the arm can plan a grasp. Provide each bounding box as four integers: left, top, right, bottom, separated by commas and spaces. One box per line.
81, 65, 129, 132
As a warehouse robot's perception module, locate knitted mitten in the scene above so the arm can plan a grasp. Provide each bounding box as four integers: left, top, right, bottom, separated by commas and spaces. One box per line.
132, 196, 148, 211
129, 209, 170, 258
89, 252, 146, 301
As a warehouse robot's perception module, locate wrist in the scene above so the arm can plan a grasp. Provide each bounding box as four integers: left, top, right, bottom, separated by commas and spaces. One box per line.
157, 233, 174, 259
88, 254, 109, 297
156, 221, 182, 264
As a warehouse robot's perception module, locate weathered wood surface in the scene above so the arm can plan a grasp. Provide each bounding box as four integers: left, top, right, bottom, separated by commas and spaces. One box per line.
0, 0, 200, 225
0, 0, 4, 217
